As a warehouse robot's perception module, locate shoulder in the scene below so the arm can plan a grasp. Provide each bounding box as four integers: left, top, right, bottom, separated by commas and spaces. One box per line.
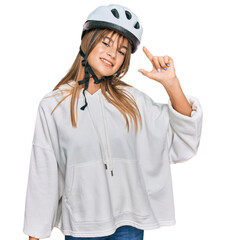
121, 86, 158, 112
122, 85, 154, 103
126, 86, 168, 117
38, 81, 74, 111
120, 85, 142, 98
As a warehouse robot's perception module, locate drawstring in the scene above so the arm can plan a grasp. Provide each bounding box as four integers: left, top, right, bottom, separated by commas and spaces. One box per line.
99, 93, 114, 176
86, 95, 114, 176
87, 102, 108, 170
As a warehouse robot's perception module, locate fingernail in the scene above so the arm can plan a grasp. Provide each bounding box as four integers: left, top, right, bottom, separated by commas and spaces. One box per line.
158, 68, 161, 72
167, 64, 170, 67
164, 67, 167, 71
138, 70, 142, 73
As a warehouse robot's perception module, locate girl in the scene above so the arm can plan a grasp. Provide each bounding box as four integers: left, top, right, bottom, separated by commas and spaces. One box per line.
23, 4, 203, 240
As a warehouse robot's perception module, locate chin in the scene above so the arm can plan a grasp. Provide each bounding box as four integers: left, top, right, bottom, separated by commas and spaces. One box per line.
95, 69, 115, 79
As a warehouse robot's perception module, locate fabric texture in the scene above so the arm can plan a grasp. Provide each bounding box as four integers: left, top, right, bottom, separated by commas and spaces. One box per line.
23, 82, 203, 239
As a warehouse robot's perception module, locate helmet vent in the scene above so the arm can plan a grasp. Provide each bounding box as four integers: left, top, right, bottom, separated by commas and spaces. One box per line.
125, 10, 132, 20
134, 22, 140, 29
111, 9, 120, 19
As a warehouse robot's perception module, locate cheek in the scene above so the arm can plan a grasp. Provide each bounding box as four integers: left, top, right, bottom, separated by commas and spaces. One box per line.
114, 57, 125, 70
89, 45, 104, 59
95, 44, 105, 55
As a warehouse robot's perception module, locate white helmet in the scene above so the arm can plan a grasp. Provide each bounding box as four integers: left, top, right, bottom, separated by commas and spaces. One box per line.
81, 4, 143, 53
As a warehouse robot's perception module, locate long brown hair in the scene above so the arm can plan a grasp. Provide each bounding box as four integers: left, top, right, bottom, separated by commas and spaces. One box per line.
45, 28, 143, 134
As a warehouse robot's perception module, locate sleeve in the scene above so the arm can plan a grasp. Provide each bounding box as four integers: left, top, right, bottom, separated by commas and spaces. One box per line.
23, 100, 59, 239
167, 94, 203, 164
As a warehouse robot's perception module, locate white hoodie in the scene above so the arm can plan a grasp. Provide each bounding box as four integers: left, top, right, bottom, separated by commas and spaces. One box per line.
23, 81, 203, 239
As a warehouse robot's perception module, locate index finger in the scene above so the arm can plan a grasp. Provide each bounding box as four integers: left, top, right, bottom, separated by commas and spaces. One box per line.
143, 46, 154, 62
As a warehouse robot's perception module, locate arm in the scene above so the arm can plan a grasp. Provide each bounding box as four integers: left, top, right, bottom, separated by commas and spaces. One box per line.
138, 46, 203, 164
163, 77, 192, 117
166, 91, 203, 164
23, 100, 59, 238
163, 77, 203, 164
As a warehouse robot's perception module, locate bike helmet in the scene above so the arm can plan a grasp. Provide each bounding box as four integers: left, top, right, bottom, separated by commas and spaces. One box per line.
82, 4, 143, 53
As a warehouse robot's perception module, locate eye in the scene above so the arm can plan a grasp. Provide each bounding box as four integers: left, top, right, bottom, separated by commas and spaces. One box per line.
118, 50, 125, 56
102, 41, 109, 47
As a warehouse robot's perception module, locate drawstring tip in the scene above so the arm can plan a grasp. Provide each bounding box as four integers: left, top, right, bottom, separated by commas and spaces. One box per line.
111, 170, 114, 176
104, 163, 108, 170
80, 103, 87, 110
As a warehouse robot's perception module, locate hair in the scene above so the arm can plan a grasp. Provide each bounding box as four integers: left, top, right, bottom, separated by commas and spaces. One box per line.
45, 28, 143, 134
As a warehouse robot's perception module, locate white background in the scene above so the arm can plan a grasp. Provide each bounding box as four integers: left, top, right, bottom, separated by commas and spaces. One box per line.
0, 0, 225, 239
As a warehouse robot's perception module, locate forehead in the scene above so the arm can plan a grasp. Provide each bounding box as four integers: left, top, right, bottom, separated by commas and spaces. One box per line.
104, 31, 128, 46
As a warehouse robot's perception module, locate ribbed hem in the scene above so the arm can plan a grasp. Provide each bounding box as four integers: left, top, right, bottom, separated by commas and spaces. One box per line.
54, 219, 176, 238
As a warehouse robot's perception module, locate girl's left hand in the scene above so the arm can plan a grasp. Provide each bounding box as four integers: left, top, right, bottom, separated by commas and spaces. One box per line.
138, 46, 178, 87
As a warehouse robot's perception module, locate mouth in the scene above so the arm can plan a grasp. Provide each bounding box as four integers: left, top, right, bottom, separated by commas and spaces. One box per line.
100, 58, 114, 67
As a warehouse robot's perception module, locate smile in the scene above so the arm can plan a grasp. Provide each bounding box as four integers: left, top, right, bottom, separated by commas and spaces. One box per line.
100, 58, 114, 67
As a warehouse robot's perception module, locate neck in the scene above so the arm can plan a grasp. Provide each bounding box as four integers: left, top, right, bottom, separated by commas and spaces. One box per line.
87, 77, 101, 93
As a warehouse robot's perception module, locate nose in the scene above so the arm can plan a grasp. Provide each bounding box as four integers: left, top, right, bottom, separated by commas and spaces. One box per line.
107, 46, 117, 59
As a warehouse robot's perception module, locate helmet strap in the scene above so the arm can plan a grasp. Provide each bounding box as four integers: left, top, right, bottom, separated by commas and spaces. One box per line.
78, 28, 113, 110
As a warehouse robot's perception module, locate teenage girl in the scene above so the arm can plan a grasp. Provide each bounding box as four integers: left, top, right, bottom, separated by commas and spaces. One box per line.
24, 4, 203, 240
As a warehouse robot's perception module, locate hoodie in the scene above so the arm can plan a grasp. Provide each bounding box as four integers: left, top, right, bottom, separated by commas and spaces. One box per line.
23, 81, 203, 238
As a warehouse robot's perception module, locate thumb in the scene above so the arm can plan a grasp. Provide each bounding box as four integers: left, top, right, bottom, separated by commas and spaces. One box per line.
138, 69, 155, 79
138, 69, 149, 76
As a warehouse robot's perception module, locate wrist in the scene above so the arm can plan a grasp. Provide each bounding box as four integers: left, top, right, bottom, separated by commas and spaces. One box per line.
163, 77, 180, 91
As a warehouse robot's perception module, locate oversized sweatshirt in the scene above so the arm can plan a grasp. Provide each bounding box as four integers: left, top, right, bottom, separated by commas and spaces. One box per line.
23, 81, 203, 239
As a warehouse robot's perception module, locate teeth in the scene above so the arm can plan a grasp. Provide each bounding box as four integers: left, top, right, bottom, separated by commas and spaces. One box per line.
101, 58, 113, 66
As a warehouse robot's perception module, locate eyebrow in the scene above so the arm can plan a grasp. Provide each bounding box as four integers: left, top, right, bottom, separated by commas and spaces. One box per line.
104, 36, 128, 50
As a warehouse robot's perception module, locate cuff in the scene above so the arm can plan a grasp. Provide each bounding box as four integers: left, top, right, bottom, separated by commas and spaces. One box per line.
168, 94, 202, 120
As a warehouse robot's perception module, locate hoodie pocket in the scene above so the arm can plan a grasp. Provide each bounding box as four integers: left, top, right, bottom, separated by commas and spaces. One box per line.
108, 159, 152, 217
65, 161, 114, 223
65, 159, 152, 223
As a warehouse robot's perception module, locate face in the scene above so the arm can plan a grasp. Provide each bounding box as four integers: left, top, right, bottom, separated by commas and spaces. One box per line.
87, 31, 129, 79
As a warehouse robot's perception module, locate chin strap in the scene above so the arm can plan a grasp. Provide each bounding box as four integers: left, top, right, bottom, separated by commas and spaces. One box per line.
78, 28, 113, 110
